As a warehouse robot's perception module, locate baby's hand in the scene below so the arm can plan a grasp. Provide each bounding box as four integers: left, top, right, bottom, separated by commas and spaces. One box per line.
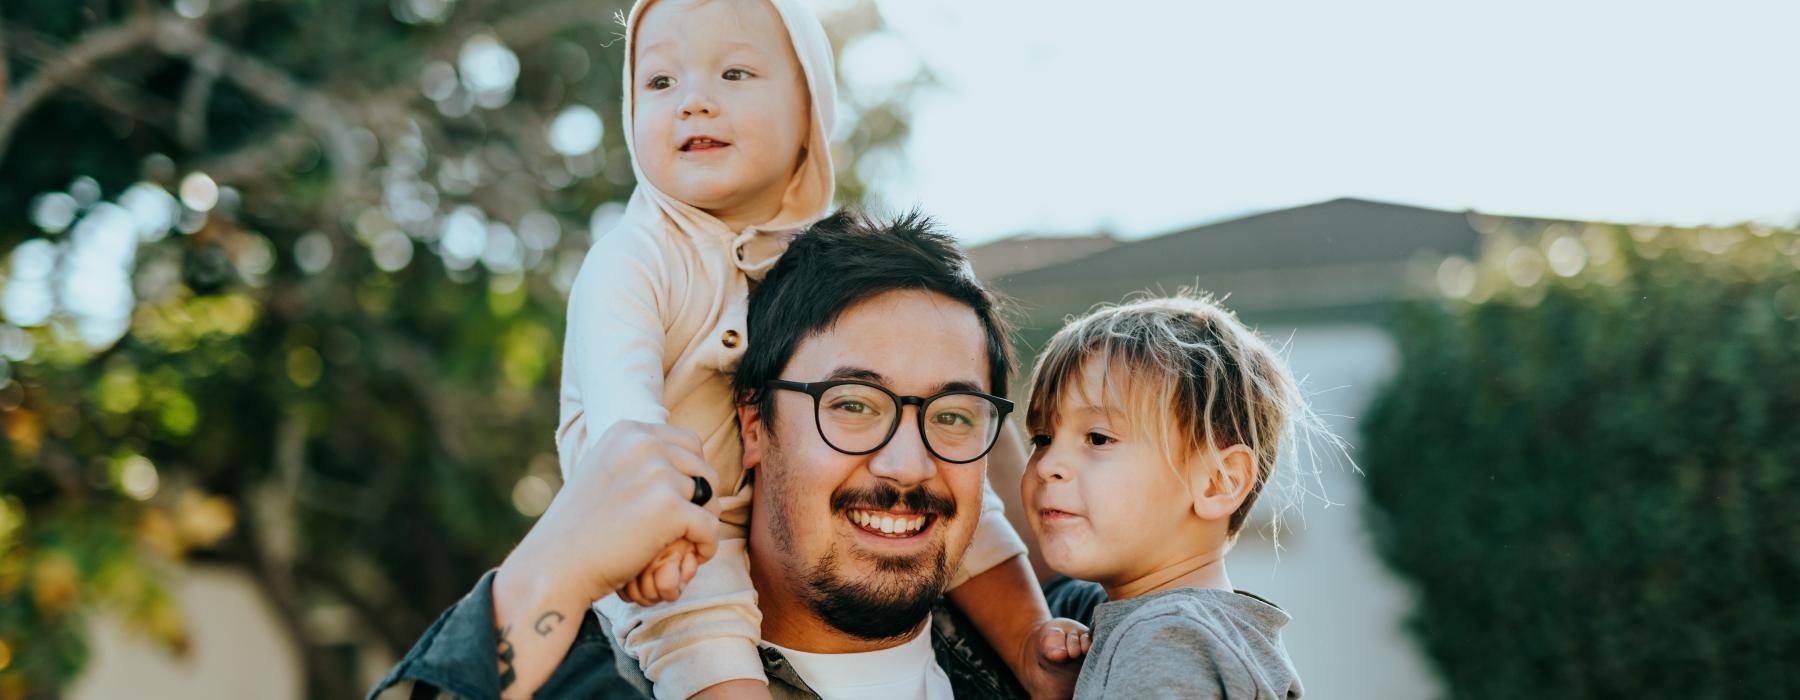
1023, 617, 1091, 699
619, 539, 700, 605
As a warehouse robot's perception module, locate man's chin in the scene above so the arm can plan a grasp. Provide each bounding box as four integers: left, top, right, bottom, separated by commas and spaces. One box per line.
802, 547, 950, 641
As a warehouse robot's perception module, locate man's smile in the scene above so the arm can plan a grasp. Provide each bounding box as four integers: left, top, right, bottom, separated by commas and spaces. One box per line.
846, 509, 934, 538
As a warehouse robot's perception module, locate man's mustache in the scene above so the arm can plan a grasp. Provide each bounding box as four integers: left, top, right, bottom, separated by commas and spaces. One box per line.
830, 483, 957, 519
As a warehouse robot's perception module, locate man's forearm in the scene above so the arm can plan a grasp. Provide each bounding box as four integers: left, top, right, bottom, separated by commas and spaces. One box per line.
492, 551, 593, 699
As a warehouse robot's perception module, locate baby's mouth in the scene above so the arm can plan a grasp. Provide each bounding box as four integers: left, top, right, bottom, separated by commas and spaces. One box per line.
680, 137, 731, 151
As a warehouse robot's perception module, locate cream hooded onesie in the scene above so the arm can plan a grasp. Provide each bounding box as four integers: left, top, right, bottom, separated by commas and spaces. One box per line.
556, 0, 1026, 697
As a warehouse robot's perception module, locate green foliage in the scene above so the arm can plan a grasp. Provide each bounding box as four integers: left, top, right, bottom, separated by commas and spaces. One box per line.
0, 0, 920, 696
1363, 224, 1800, 699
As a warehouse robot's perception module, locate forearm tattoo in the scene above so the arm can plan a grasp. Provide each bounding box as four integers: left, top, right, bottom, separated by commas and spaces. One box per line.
495, 610, 565, 692
496, 624, 517, 690
534, 611, 565, 636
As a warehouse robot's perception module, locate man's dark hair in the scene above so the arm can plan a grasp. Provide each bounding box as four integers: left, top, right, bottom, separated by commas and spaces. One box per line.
733, 209, 1013, 426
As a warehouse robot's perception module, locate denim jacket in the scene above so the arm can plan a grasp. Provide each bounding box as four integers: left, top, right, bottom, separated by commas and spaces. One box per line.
369, 571, 1103, 699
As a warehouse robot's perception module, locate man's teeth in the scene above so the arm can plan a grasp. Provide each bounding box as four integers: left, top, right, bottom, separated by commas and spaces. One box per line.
850, 510, 927, 536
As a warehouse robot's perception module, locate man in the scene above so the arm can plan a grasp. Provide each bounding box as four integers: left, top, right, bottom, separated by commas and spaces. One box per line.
371, 211, 1105, 699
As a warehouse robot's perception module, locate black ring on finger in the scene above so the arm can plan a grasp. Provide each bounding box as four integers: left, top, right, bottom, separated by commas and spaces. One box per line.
689, 475, 712, 506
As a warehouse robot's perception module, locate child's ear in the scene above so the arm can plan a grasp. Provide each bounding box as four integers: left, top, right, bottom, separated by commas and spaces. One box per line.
738, 401, 766, 473
1189, 444, 1257, 522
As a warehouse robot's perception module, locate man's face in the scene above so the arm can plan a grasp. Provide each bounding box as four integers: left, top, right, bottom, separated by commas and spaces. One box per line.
741, 289, 991, 641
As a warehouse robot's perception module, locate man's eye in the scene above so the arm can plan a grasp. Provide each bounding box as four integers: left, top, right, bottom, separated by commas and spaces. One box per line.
722, 68, 750, 80
931, 411, 973, 427
647, 75, 672, 90
1085, 432, 1114, 447
830, 400, 873, 414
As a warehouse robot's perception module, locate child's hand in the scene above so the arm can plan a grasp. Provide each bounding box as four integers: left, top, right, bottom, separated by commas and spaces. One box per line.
1021, 617, 1091, 700
619, 539, 700, 605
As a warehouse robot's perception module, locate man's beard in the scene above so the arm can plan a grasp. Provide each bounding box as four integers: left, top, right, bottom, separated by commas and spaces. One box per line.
764, 442, 963, 641
800, 541, 949, 641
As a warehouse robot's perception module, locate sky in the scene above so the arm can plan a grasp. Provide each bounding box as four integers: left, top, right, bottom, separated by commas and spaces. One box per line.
834, 0, 1800, 246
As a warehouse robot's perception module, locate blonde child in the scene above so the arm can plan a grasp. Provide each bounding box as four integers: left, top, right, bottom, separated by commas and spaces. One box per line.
1022, 295, 1314, 698
558, 1, 1077, 697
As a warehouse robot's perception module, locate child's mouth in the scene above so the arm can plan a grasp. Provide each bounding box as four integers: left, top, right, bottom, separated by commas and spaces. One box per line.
680, 137, 730, 152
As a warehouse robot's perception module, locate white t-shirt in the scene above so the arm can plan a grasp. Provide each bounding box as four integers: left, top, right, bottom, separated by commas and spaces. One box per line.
760, 618, 954, 700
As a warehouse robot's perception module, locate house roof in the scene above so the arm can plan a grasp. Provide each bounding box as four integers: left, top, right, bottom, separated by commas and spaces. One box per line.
994, 198, 1485, 287
974, 197, 1547, 327
966, 232, 1118, 280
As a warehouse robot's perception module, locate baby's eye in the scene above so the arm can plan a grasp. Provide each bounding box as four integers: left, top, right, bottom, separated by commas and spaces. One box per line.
1029, 434, 1052, 448
722, 68, 751, 81
1085, 432, 1114, 447
646, 75, 673, 90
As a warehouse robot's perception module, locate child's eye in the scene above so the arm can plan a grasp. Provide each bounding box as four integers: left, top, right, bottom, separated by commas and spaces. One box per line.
646, 75, 673, 90
1085, 432, 1114, 447
1029, 434, 1052, 448
722, 68, 751, 81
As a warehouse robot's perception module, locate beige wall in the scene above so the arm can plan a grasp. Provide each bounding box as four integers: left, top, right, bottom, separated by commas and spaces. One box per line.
70, 565, 300, 700
1224, 323, 1440, 699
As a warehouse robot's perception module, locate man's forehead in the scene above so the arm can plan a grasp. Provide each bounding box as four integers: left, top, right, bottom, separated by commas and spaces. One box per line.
785, 291, 991, 392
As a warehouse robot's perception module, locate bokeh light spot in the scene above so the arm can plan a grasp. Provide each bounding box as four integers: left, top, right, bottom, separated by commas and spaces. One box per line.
30, 193, 78, 233
512, 474, 554, 517
179, 173, 220, 212
372, 230, 415, 272
120, 455, 161, 501
287, 347, 324, 388
548, 106, 604, 156
295, 231, 334, 275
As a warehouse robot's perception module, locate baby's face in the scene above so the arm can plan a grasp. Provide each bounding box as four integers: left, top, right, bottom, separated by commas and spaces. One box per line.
1022, 358, 1205, 587
632, 0, 811, 224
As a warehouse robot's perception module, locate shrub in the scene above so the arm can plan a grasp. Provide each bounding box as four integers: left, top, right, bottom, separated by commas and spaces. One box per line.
1363, 224, 1800, 699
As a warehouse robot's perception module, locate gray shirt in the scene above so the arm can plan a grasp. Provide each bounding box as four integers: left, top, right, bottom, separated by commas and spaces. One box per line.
1074, 587, 1302, 699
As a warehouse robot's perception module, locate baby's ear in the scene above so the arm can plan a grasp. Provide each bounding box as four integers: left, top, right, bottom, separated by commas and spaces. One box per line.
1189, 444, 1256, 521
738, 401, 766, 472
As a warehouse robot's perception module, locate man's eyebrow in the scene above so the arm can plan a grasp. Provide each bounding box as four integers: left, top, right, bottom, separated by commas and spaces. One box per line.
825, 366, 886, 384
931, 380, 987, 395
824, 366, 987, 396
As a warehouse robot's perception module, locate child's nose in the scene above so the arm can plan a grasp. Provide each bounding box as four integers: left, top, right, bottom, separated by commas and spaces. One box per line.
678, 87, 718, 118
1032, 445, 1071, 482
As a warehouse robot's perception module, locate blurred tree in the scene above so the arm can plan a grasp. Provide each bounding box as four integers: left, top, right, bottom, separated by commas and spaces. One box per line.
1363, 222, 1800, 698
0, 0, 930, 696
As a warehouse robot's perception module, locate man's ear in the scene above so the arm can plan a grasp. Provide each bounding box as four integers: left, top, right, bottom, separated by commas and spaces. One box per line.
1189, 444, 1257, 521
738, 401, 765, 473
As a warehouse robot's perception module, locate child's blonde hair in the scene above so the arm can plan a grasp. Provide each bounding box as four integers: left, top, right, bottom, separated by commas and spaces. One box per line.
1025, 293, 1329, 539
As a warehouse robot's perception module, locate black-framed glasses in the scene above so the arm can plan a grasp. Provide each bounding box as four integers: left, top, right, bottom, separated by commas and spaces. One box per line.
767, 379, 1014, 464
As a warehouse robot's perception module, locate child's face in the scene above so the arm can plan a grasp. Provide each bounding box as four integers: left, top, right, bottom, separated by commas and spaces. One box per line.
1022, 358, 1209, 587
632, 0, 811, 223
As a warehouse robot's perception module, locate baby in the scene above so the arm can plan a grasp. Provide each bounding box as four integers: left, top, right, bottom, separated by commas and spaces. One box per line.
558, 1, 1077, 697
1022, 296, 1314, 698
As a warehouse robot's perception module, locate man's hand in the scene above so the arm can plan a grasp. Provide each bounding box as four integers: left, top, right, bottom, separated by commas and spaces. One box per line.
1020, 617, 1091, 700
492, 421, 721, 699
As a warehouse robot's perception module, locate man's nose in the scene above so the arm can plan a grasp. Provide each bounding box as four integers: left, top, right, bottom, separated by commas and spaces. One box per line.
868, 407, 938, 487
